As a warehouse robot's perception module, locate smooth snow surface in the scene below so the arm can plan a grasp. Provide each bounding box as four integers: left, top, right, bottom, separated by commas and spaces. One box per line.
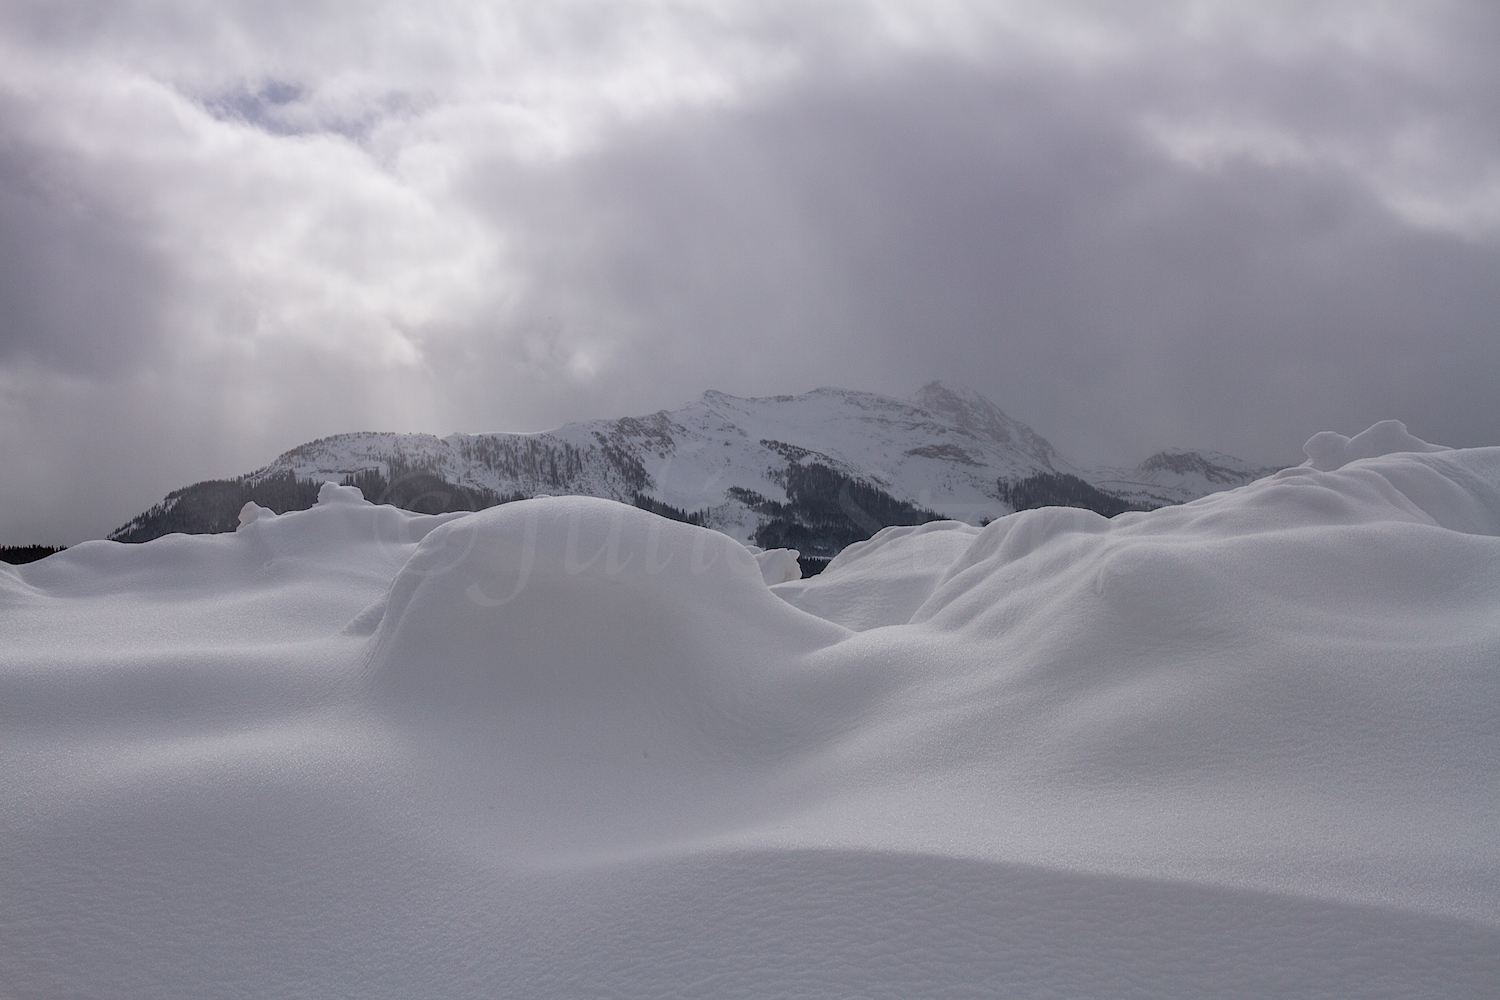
3, 427, 1498, 998
772, 519, 981, 630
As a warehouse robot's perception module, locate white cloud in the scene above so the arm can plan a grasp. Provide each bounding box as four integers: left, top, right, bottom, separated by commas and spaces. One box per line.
2, 0, 1498, 542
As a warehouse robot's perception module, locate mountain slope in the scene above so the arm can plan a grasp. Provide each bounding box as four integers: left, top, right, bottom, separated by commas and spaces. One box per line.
1092, 449, 1282, 510
109, 382, 1276, 553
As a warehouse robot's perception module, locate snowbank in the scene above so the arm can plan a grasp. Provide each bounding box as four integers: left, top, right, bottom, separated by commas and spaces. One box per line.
772, 518, 980, 629
1302, 418, 1452, 471
1, 425, 1497, 997
359, 498, 861, 850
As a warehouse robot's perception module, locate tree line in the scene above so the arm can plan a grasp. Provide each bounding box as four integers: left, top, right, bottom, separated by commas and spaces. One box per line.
108, 469, 523, 544
996, 472, 1143, 518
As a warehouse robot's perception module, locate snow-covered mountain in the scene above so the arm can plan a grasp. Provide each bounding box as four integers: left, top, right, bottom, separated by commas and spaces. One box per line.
1091, 449, 1280, 511
110, 382, 1278, 552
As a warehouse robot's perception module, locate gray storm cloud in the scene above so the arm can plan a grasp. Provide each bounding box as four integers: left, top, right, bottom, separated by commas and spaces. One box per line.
1, 1, 1498, 543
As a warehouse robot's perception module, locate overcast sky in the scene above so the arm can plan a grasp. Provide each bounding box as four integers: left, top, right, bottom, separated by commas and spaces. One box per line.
2, 1, 1498, 544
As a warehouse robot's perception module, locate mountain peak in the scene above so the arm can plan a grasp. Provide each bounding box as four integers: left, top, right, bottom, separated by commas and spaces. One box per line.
911, 381, 1056, 468
1137, 449, 1262, 483
912, 380, 989, 408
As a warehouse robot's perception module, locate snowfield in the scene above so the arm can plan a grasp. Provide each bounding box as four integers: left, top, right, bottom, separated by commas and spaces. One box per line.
3, 421, 1497, 998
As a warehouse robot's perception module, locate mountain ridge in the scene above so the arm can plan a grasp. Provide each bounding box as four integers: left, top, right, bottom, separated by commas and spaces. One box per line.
109, 382, 1281, 554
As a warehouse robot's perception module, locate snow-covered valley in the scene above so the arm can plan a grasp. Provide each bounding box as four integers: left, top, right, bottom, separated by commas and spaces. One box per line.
3, 420, 1497, 997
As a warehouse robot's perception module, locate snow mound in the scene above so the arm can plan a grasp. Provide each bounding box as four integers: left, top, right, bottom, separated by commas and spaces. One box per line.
890, 446, 1500, 817
8, 495, 468, 651
754, 546, 802, 584
773, 519, 980, 630
363, 497, 861, 849
317, 480, 371, 505
3, 432, 1499, 997
236, 500, 272, 527
1302, 418, 1450, 471
743, 542, 803, 583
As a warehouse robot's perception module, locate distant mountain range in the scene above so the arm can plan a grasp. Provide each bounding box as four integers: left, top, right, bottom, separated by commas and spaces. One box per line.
109, 382, 1280, 557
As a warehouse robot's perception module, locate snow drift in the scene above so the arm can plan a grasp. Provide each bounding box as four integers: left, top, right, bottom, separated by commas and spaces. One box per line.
1, 424, 1497, 998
